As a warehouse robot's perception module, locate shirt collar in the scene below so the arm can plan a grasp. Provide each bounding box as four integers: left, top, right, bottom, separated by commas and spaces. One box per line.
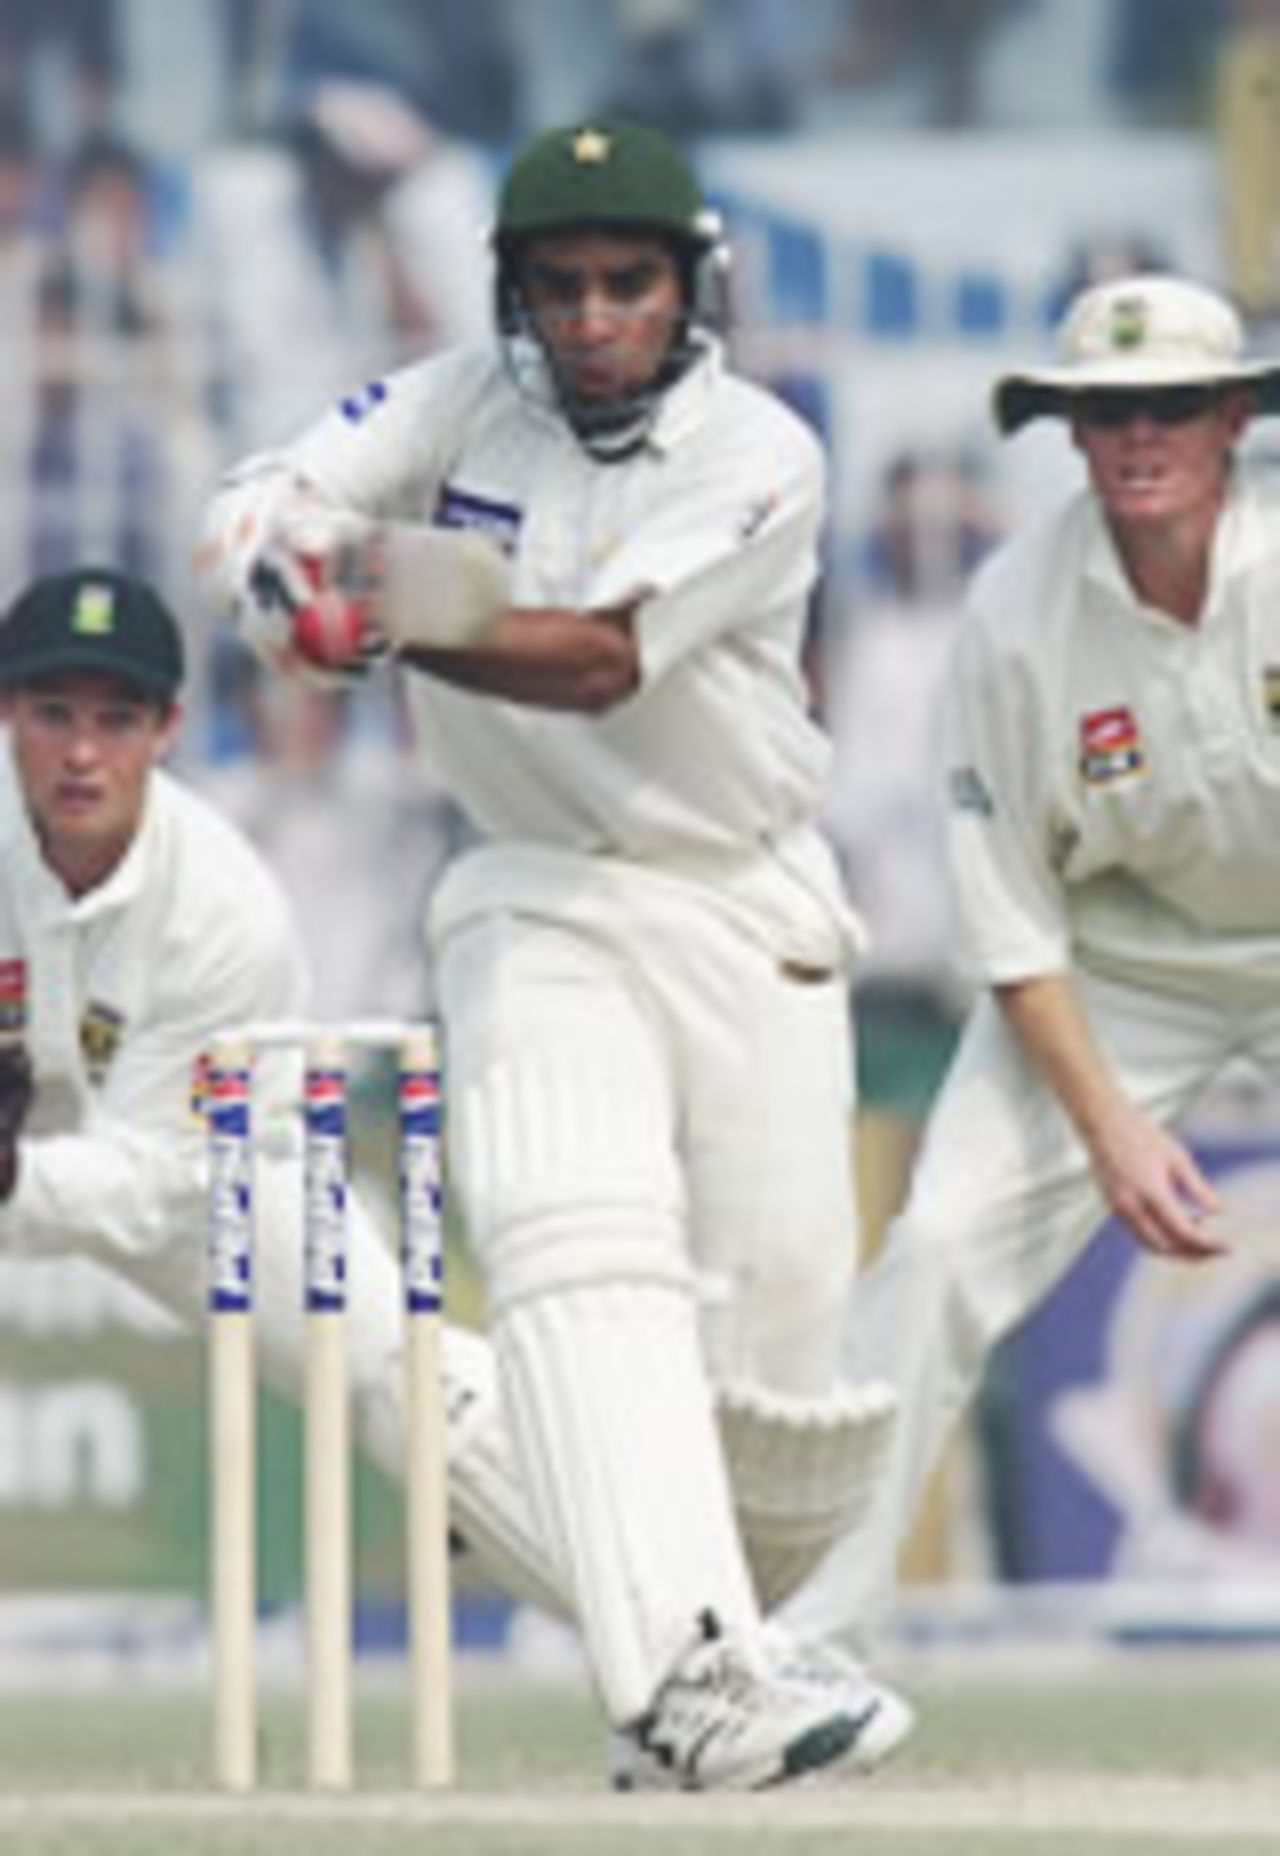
1081, 463, 1246, 622
644, 333, 722, 457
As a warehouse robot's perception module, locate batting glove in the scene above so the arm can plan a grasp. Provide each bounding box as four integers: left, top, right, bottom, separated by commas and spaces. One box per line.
244, 495, 389, 687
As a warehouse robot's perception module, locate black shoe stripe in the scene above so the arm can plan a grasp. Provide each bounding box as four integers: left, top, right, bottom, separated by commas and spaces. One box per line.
773, 1715, 860, 1786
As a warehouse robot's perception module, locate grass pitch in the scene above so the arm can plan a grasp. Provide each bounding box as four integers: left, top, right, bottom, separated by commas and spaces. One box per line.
1, 1649, 1278, 1854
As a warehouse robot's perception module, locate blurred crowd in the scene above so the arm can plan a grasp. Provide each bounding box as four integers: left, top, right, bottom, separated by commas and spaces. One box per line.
0, 0, 1272, 1031
0, 5, 507, 1025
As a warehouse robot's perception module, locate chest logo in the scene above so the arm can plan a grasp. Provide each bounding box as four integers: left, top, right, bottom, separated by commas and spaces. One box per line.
435, 484, 521, 556
1079, 706, 1145, 785
80, 1001, 125, 1086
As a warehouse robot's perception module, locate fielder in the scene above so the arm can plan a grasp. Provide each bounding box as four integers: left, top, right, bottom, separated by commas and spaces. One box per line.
198, 119, 911, 1789
780, 272, 1280, 1645
0, 564, 575, 1624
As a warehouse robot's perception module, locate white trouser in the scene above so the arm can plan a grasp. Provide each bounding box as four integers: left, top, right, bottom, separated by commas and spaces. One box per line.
433, 857, 861, 1394
780, 968, 1257, 1643
437, 886, 860, 1718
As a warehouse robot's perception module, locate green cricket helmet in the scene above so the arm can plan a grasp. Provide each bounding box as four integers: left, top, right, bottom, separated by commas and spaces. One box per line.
496, 120, 714, 251
493, 121, 728, 459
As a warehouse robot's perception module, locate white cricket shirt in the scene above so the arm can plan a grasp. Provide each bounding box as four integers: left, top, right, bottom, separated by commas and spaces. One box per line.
944, 464, 1280, 1002
0, 742, 306, 1262
215, 339, 860, 967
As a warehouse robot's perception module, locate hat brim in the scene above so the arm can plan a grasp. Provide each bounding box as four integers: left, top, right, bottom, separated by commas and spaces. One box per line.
993, 358, 1280, 435
0, 643, 179, 700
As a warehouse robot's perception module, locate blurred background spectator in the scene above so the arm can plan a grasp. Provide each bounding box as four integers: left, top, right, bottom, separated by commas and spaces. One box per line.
22, 259, 167, 581
1109, 0, 1228, 123
257, 0, 521, 142
822, 445, 1002, 1252
0, 103, 46, 360
0, 104, 207, 605
0, 0, 121, 155
827, 0, 1026, 129
198, 662, 455, 1023
189, 76, 492, 449
1042, 228, 1179, 324
595, 0, 810, 135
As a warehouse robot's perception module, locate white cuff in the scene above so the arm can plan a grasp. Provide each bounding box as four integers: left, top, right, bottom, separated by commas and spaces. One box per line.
379, 525, 511, 652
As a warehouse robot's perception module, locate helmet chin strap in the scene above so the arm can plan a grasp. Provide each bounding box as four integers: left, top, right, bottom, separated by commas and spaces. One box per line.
551, 357, 680, 462
501, 313, 708, 463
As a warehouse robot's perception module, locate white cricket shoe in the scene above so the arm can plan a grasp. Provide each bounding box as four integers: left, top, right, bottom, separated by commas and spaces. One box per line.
612, 1612, 860, 1791
765, 1630, 915, 1775
612, 1624, 914, 1790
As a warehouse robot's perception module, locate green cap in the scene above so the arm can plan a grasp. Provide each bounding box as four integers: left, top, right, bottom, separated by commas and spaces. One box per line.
0, 567, 185, 701
496, 121, 712, 250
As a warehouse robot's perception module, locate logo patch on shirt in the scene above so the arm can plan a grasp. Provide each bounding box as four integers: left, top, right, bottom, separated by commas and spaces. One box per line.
0, 958, 27, 1039
1079, 705, 1145, 784
80, 1001, 124, 1086
435, 484, 522, 555
1264, 665, 1280, 729
338, 380, 389, 423
190, 1050, 212, 1121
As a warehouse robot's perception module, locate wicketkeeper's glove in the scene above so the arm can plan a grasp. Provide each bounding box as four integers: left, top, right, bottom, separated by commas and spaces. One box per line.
0, 1046, 33, 1203
0, 1046, 33, 1148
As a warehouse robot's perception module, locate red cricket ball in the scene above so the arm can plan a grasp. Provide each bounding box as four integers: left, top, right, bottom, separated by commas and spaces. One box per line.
292, 592, 366, 668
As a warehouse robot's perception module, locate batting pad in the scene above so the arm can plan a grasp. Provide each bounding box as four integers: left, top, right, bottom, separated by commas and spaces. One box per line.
339, 1292, 570, 1621
428, 1322, 573, 1619
495, 1278, 762, 1723
716, 1377, 898, 1610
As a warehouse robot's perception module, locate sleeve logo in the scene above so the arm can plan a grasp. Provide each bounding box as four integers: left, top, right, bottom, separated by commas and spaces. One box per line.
948, 765, 995, 816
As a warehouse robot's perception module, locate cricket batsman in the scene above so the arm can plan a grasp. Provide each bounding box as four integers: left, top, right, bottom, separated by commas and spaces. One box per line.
198, 119, 913, 1788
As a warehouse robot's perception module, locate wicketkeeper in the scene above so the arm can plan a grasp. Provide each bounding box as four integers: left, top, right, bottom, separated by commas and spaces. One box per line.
198, 119, 912, 1789
0, 564, 582, 1631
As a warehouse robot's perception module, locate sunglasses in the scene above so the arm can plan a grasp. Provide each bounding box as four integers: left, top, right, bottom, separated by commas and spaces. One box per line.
1073, 385, 1226, 429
